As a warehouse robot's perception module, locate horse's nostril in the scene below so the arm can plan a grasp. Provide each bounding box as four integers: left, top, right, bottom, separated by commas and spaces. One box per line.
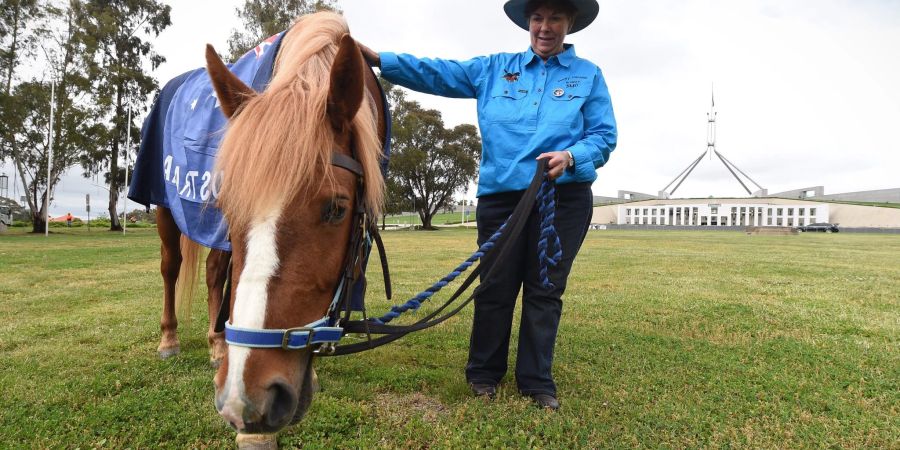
265, 381, 297, 429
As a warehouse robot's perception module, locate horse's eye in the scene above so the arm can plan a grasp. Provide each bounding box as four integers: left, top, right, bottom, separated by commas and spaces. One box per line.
322, 201, 348, 224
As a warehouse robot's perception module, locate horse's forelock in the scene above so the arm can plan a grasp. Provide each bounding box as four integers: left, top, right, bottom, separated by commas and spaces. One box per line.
214, 12, 384, 233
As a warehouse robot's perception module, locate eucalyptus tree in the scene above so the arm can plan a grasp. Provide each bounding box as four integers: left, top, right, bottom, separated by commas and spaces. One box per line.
226, 0, 339, 61
1, 1, 101, 232
385, 85, 481, 230
73, 0, 170, 231
1, 0, 44, 229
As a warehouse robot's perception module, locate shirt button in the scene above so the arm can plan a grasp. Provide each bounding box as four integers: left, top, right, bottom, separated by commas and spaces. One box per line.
504, 90, 508, 94
537, 88, 542, 92
533, 102, 538, 105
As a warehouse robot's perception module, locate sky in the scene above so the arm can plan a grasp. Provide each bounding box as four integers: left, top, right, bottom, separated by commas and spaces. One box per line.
4, 0, 899, 218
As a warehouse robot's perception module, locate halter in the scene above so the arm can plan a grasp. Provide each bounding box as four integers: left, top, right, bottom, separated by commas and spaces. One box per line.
218, 151, 376, 352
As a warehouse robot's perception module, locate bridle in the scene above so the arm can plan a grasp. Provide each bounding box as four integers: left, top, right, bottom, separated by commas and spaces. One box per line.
215, 151, 381, 354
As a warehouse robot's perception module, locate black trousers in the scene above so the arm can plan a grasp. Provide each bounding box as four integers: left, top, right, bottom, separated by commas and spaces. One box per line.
466, 182, 593, 396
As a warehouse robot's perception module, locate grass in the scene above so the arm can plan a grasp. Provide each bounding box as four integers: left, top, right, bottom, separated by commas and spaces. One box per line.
381, 211, 476, 226
0, 227, 898, 448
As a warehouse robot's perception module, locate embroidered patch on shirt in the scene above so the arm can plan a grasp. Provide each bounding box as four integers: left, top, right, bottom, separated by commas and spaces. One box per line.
503, 71, 520, 82
558, 75, 587, 89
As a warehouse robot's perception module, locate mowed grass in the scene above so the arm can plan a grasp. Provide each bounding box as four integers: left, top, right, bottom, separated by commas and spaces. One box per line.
0, 227, 898, 448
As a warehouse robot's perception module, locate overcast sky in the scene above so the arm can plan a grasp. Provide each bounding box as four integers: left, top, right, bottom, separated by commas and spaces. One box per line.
5, 0, 899, 217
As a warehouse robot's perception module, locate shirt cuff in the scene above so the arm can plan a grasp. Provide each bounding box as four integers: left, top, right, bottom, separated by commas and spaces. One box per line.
379, 52, 400, 76
567, 144, 601, 181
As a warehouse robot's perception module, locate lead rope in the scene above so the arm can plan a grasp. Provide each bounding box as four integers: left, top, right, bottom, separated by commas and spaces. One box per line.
370, 171, 560, 324
537, 174, 562, 289
372, 222, 507, 324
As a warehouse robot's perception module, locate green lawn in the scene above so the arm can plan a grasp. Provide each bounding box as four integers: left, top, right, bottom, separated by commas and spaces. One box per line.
382, 211, 476, 226
1, 228, 898, 448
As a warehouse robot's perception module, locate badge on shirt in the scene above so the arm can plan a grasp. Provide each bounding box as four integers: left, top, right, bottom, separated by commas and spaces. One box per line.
503, 71, 520, 82
553, 88, 564, 97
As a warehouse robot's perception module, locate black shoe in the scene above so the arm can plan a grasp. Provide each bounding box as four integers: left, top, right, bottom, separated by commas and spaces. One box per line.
470, 383, 497, 399
529, 393, 560, 410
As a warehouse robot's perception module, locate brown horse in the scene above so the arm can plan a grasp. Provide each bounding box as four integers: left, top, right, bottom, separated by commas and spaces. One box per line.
184, 12, 385, 434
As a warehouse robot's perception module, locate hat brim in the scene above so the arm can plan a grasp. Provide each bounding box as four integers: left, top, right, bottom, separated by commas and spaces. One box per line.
504, 0, 599, 34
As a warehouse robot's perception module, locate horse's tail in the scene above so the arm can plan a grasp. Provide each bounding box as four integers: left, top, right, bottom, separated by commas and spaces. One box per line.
175, 235, 202, 327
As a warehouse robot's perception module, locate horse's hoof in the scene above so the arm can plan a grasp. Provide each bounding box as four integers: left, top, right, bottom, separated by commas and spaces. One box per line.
236, 433, 278, 450
158, 347, 180, 359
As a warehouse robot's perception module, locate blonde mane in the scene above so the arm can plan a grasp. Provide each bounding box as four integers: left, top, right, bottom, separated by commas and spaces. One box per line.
214, 12, 384, 232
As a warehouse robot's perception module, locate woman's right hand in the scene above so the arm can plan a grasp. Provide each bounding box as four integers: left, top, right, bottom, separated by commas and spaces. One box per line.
357, 42, 381, 68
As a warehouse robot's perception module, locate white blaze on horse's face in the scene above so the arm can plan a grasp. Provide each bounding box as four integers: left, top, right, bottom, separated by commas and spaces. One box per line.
218, 209, 281, 430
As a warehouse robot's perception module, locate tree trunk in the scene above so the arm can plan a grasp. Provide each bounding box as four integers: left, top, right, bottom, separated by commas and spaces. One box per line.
420, 210, 434, 230
108, 189, 121, 231
108, 89, 123, 231
31, 192, 47, 233
31, 213, 47, 234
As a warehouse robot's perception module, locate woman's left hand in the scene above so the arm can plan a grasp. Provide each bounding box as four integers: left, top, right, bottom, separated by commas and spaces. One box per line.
536, 151, 572, 180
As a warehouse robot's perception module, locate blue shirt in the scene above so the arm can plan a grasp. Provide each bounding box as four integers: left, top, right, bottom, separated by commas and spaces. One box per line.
380, 44, 617, 196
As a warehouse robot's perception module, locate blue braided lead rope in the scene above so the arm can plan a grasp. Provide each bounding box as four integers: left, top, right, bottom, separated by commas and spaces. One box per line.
371, 173, 562, 323
537, 176, 562, 289
372, 221, 508, 324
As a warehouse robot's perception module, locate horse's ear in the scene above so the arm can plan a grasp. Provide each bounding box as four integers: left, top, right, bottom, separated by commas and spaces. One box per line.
205, 44, 256, 118
327, 34, 365, 131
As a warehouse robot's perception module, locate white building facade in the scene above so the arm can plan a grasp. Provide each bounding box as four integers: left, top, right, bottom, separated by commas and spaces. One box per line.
617, 202, 830, 227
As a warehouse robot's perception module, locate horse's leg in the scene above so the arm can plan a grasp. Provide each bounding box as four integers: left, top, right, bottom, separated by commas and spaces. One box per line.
157, 207, 182, 359
206, 249, 230, 368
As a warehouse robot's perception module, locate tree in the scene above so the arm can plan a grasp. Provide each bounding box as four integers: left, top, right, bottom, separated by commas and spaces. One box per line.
381, 177, 410, 230
73, 0, 170, 231
1, 0, 45, 231
1, 1, 100, 233
384, 83, 481, 230
226, 0, 339, 61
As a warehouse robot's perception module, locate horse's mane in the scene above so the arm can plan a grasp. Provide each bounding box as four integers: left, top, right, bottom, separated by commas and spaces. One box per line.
215, 12, 384, 232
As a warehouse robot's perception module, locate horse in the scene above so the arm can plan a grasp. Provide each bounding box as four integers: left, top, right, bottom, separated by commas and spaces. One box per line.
148, 12, 386, 435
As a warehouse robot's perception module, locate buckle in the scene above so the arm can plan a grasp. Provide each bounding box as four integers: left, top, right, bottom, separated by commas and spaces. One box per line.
281, 327, 315, 350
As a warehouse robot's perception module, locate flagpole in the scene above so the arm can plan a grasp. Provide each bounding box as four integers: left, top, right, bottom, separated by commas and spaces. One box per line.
45, 80, 56, 237
123, 104, 131, 235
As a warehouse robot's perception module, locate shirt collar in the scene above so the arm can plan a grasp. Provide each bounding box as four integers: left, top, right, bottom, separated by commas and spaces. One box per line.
524, 44, 577, 68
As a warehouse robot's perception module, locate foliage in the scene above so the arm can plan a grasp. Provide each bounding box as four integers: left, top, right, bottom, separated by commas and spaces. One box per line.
226, 0, 339, 61
73, 0, 171, 231
0, 1, 102, 233
0, 229, 898, 447
383, 80, 481, 229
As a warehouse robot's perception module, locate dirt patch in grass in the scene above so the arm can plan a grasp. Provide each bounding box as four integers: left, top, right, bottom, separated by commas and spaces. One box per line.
373, 392, 448, 424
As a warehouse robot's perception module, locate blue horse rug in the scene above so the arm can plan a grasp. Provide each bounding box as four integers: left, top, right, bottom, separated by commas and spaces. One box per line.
128, 32, 391, 252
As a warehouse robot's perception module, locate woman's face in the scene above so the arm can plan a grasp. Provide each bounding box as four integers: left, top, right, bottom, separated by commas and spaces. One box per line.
529, 6, 571, 59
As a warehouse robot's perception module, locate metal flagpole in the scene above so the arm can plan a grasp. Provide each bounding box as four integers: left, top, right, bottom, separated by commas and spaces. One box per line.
123, 105, 131, 234
45, 80, 56, 237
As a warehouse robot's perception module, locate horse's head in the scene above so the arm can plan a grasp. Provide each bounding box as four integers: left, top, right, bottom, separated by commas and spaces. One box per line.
206, 13, 383, 434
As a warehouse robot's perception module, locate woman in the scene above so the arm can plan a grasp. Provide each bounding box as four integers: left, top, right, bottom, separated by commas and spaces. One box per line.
361, 0, 617, 410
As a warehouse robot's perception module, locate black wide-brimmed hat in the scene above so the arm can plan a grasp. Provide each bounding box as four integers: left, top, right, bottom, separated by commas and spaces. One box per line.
504, 0, 599, 34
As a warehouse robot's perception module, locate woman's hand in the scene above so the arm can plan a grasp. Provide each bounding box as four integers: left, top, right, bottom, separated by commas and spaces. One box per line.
357, 42, 381, 68
536, 151, 573, 180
